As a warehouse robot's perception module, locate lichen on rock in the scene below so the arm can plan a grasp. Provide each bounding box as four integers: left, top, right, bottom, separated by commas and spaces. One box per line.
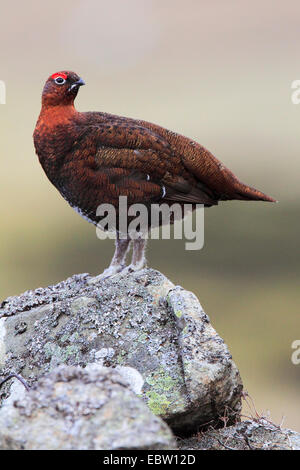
0, 365, 176, 450
0, 268, 242, 435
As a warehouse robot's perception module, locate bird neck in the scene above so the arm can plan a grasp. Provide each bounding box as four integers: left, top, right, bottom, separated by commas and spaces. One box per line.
38, 103, 78, 126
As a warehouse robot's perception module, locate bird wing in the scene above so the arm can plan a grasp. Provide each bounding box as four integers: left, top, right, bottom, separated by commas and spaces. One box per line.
67, 122, 218, 206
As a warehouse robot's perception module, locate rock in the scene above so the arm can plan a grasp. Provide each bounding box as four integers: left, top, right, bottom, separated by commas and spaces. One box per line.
0, 268, 242, 434
178, 419, 300, 450
0, 365, 176, 450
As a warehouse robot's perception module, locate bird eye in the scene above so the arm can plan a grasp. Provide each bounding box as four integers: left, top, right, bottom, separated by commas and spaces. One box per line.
54, 76, 66, 85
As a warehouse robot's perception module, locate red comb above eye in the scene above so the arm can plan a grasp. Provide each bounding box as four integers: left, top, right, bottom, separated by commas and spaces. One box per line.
51, 72, 67, 80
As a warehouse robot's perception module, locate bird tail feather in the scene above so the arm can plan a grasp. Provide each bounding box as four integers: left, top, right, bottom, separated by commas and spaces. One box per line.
229, 181, 277, 202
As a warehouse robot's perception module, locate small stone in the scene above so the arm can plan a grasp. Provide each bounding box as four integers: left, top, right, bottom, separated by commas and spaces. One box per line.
0, 365, 176, 450
178, 419, 300, 450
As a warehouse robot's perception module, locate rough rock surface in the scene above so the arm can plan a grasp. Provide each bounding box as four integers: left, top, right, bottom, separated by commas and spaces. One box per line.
178, 419, 300, 450
0, 269, 242, 434
0, 365, 175, 450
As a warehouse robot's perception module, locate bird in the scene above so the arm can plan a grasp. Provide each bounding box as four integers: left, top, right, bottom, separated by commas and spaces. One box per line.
33, 71, 276, 278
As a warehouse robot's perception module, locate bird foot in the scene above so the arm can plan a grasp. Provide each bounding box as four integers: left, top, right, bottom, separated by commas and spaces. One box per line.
118, 263, 147, 277
90, 260, 147, 283
91, 264, 127, 282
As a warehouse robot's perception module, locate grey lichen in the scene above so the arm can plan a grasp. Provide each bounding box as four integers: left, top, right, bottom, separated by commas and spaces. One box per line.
0, 365, 176, 450
0, 268, 242, 435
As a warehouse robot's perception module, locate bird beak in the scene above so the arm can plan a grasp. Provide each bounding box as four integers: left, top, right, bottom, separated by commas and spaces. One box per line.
74, 78, 85, 87
69, 78, 85, 92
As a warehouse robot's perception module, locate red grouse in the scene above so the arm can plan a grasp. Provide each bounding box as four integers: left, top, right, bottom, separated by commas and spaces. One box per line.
34, 71, 275, 277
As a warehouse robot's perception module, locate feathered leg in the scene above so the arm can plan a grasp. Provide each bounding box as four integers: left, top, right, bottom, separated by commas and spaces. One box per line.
122, 237, 147, 274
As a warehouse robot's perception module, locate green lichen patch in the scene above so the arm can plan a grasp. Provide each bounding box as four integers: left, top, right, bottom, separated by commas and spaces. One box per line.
145, 390, 171, 416
144, 367, 187, 416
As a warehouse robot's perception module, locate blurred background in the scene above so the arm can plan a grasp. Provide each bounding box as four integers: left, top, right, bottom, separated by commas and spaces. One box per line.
0, 0, 299, 430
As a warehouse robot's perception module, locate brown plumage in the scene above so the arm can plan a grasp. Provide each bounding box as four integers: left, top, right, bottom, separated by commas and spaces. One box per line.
34, 71, 276, 277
